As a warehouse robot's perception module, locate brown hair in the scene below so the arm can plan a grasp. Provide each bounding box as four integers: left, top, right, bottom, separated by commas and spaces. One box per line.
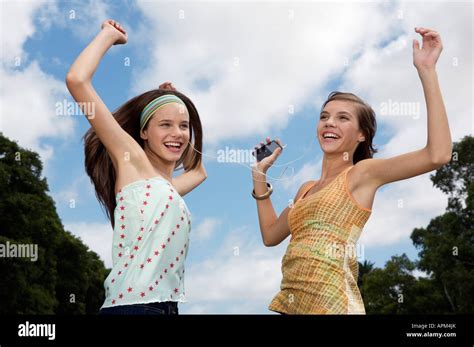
321, 91, 377, 164
83, 89, 203, 227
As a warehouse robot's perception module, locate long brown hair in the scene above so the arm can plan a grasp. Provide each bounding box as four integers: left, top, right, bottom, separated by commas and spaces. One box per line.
321, 91, 377, 164
84, 89, 203, 227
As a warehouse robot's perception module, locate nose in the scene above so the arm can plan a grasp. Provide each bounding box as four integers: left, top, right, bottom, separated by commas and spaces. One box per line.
169, 125, 183, 138
324, 117, 336, 127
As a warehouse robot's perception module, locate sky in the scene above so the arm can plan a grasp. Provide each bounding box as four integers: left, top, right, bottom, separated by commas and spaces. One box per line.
0, 0, 472, 314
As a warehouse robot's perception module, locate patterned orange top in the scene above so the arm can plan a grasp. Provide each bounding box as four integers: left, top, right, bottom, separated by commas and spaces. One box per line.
269, 166, 371, 314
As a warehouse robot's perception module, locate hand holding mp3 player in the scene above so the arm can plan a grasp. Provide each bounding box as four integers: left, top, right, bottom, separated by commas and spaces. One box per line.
253, 139, 282, 161
252, 137, 284, 174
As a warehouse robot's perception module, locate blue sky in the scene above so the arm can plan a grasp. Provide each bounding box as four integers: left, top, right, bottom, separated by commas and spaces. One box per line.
1, 0, 472, 313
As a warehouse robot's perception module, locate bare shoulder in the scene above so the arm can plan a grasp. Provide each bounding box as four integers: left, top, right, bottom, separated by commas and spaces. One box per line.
349, 158, 382, 189
348, 158, 398, 188
114, 153, 157, 194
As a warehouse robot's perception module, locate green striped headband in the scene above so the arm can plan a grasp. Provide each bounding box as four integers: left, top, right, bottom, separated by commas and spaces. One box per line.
140, 94, 187, 131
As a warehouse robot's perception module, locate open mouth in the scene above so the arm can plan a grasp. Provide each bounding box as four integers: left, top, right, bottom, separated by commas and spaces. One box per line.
321, 132, 341, 141
164, 141, 183, 152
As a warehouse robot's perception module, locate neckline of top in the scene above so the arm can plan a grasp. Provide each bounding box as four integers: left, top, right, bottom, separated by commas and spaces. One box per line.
298, 166, 353, 202
115, 176, 176, 199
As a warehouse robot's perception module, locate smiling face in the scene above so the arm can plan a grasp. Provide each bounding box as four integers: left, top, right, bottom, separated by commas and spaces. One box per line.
317, 100, 366, 160
140, 102, 190, 163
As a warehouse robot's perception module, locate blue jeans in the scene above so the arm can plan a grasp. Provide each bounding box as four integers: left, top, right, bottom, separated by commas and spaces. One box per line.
99, 301, 179, 315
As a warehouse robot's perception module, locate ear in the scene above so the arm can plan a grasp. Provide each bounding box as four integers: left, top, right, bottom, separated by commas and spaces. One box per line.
140, 128, 148, 141
359, 137, 366, 143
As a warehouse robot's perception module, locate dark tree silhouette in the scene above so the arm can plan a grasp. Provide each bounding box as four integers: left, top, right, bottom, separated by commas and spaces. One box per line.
0, 133, 108, 314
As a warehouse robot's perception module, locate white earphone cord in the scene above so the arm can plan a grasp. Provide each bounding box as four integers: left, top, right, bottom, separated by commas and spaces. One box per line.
183, 137, 317, 183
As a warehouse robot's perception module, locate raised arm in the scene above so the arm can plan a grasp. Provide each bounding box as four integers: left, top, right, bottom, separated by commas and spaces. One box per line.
173, 161, 207, 196
356, 27, 452, 187
65, 19, 145, 169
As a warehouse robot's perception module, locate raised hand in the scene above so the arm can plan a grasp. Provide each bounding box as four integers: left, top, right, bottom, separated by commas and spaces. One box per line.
159, 81, 177, 91
101, 19, 128, 45
253, 137, 283, 176
413, 27, 443, 71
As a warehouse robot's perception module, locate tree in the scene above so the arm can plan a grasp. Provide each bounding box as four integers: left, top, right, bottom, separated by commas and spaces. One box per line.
360, 254, 451, 314
411, 135, 474, 313
359, 136, 473, 314
361, 254, 416, 314
358, 259, 375, 288
0, 133, 108, 314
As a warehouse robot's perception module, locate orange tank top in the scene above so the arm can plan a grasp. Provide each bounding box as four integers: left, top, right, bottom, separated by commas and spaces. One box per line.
269, 166, 371, 314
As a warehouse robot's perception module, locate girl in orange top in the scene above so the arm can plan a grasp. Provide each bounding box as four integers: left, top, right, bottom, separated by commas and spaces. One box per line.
251, 27, 452, 314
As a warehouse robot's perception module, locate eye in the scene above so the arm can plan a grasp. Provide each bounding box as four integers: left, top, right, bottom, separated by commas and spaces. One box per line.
180, 124, 189, 130
320, 114, 328, 120
160, 123, 171, 127
339, 115, 349, 121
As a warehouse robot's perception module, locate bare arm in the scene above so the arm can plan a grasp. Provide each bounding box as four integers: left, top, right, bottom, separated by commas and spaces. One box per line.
251, 138, 309, 246
253, 174, 312, 246
173, 161, 207, 196
355, 27, 452, 187
65, 19, 146, 169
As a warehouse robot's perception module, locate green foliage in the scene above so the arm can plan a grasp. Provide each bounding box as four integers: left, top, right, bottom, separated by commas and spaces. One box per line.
359, 136, 474, 314
430, 135, 474, 212
360, 255, 451, 314
0, 133, 108, 314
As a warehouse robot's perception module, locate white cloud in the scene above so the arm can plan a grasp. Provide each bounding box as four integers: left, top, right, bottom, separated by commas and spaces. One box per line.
0, 0, 118, 170
183, 225, 288, 313
0, 1, 76, 167
51, 173, 95, 207
64, 222, 113, 268
192, 217, 222, 241
51, 0, 123, 43
132, 1, 399, 144
68, 0, 110, 39
0, 0, 50, 65
361, 173, 447, 248
340, 1, 473, 144
0, 62, 75, 163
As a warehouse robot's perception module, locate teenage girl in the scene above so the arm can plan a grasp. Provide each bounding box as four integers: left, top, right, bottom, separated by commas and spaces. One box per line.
251, 27, 451, 314
66, 19, 206, 315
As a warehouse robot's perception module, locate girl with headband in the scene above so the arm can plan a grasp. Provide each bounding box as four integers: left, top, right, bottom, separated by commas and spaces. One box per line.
251, 27, 452, 314
66, 19, 206, 315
